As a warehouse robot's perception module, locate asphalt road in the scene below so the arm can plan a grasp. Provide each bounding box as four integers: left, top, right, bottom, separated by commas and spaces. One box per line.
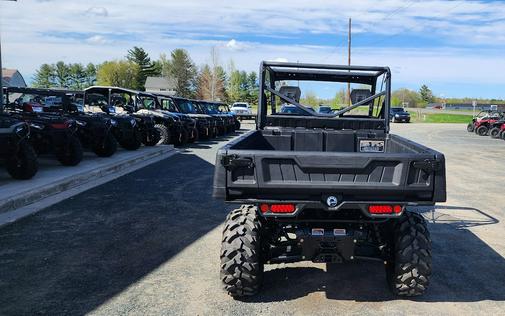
0, 123, 504, 315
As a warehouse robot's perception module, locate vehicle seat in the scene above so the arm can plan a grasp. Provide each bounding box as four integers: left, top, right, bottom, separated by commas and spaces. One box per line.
350, 89, 372, 105
279, 86, 301, 103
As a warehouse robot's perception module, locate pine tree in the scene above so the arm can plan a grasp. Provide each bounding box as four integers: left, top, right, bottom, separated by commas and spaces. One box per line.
32, 64, 56, 88
127, 46, 159, 90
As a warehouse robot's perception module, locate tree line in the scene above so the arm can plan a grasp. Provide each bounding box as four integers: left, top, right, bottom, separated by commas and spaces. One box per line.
32, 49, 503, 107
32, 47, 259, 104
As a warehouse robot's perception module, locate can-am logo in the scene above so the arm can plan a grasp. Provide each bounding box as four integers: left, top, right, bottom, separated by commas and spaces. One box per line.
326, 196, 338, 208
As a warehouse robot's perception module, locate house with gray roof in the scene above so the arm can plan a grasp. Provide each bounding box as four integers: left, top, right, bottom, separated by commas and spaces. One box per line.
145, 76, 176, 95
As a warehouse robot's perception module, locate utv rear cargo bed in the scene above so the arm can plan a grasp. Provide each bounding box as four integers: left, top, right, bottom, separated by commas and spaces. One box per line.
214, 127, 445, 206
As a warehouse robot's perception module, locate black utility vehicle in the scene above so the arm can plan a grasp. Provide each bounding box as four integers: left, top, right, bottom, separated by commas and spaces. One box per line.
4, 89, 83, 166
135, 91, 197, 145
169, 97, 217, 139
218, 102, 242, 130
389, 107, 410, 123
214, 62, 446, 298
0, 113, 38, 179
196, 100, 235, 134
7, 88, 117, 158
84, 87, 158, 150
192, 100, 227, 136
154, 94, 199, 143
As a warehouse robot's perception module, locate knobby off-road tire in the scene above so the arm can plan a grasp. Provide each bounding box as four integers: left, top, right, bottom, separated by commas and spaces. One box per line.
489, 127, 501, 139
57, 135, 83, 166
387, 211, 432, 297
93, 133, 117, 157
152, 124, 170, 145
466, 123, 474, 132
120, 127, 142, 150
7, 140, 38, 180
476, 125, 488, 136
235, 120, 241, 131
220, 205, 264, 298
500, 130, 505, 140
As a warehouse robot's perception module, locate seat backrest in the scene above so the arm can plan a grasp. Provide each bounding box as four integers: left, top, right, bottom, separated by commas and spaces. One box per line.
350, 89, 372, 105
279, 86, 301, 103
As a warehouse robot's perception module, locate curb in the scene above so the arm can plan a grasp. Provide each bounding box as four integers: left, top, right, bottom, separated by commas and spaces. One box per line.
0, 146, 177, 215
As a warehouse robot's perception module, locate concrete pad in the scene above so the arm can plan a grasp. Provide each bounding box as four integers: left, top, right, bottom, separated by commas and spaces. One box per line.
0, 145, 177, 218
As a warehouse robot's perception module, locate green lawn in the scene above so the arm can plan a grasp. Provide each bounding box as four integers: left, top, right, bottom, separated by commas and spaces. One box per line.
409, 112, 473, 123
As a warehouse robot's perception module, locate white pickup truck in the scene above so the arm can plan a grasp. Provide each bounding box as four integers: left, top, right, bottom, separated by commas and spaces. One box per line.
230, 102, 255, 121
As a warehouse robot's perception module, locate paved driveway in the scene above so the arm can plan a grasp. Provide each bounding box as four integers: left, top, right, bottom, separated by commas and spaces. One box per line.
0, 124, 504, 315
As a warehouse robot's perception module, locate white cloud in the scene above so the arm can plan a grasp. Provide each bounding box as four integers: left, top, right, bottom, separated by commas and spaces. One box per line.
86, 35, 111, 45
85, 6, 108, 17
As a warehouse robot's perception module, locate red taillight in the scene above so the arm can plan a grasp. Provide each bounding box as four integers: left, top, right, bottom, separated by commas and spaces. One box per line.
259, 204, 295, 214
259, 204, 269, 213
369, 205, 403, 214
51, 123, 68, 129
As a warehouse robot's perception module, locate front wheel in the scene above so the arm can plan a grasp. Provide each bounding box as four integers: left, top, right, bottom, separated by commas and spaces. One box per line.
500, 130, 505, 140
93, 133, 117, 157
386, 211, 431, 297
467, 123, 475, 132
7, 140, 38, 180
220, 205, 264, 298
235, 120, 241, 130
57, 135, 83, 166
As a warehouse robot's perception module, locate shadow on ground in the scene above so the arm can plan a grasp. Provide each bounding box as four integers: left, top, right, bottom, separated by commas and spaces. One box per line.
0, 153, 230, 315
247, 205, 505, 303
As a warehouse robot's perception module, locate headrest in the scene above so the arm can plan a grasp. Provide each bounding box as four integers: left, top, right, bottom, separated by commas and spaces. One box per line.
350, 89, 371, 105
278, 86, 301, 103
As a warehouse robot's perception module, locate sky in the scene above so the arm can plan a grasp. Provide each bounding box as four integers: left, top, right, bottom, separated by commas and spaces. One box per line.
1, 0, 505, 99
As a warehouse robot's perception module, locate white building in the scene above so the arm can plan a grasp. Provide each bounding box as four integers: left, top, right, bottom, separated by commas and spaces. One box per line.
145, 76, 176, 95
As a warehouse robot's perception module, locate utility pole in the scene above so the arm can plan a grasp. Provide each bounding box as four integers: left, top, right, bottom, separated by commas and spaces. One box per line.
0, 0, 18, 113
347, 18, 352, 105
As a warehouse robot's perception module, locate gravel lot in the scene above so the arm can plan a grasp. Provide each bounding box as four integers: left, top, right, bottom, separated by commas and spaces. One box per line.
0, 123, 504, 315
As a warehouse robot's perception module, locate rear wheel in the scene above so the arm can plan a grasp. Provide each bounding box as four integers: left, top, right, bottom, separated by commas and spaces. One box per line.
120, 128, 142, 150
386, 211, 431, 297
476, 125, 489, 136
7, 140, 38, 180
500, 130, 505, 140
57, 135, 83, 166
220, 205, 264, 298
489, 127, 501, 138
93, 133, 117, 157
466, 123, 474, 132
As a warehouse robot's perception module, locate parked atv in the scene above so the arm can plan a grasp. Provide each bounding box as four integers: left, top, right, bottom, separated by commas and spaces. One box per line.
0, 113, 38, 179
488, 119, 505, 139
214, 62, 447, 298
4, 92, 83, 166
197, 100, 237, 134
192, 100, 227, 136
153, 94, 199, 143
113, 89, 192, 146
6, 87, 118, 158
83, 87, 150, 150
168, 97, 216, 140
468, 110, 503, 135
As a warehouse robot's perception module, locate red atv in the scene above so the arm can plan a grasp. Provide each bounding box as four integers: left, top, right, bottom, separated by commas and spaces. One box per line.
467, 110, 502, 133
474, 113, 503, 136
489, 120, 505, 138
